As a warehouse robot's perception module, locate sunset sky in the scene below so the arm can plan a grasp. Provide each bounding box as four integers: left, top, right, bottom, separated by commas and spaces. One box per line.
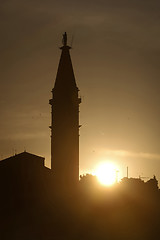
0, 0, 160, 181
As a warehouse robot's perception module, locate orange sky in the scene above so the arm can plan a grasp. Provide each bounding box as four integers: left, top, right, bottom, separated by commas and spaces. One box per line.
0, 0, 160, 182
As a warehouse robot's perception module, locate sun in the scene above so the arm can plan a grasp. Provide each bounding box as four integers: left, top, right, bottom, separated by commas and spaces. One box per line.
95, 162, 118, 186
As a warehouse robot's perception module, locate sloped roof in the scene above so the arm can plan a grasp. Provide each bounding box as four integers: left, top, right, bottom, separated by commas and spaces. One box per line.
0, 151, 45, 165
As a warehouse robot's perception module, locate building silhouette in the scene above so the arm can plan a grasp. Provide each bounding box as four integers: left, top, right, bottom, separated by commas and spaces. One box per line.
49, 32, 81, 187
0, 151, 46, 205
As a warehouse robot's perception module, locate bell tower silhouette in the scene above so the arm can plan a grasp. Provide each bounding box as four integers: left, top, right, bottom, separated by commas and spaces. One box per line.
49, 32, 81, 187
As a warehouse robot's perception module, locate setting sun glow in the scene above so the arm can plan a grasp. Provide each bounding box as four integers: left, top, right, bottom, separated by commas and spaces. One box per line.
95, 162, 118, 186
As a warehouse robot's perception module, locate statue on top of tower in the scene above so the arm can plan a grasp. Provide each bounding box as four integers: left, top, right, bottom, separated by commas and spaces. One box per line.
62, 32, 67, 46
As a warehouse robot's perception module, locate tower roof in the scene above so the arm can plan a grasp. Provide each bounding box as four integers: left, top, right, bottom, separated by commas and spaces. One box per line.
53, 33, 78, 91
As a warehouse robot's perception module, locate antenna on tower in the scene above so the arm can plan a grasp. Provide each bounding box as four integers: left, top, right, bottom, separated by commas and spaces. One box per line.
127, 166, 129, 178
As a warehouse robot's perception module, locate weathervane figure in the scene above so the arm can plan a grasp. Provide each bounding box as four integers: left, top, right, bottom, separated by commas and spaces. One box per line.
62, 32, 67, 46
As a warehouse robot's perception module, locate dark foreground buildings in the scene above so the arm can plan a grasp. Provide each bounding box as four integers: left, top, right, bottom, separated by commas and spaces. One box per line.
0, 33, 160, 240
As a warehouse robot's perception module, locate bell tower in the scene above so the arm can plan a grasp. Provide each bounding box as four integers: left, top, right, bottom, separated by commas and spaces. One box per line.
49, 32, 81, 187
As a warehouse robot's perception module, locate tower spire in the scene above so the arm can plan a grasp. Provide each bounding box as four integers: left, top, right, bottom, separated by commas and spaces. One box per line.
54, 33, 76, 91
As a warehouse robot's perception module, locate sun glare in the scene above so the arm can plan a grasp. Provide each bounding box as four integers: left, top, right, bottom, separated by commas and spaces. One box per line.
95, 162, 118, 186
